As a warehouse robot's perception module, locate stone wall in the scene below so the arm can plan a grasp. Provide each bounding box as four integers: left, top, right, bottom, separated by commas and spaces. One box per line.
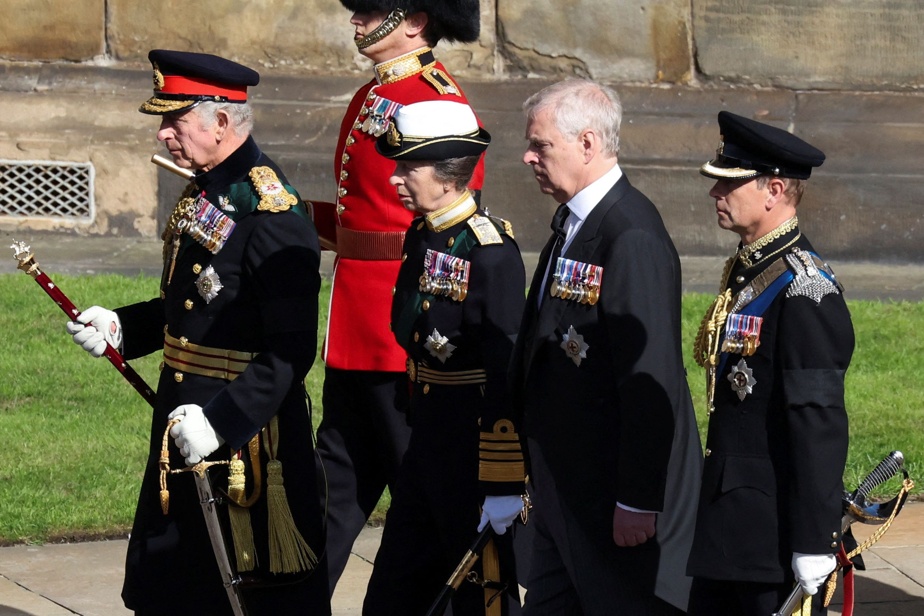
1, 1, 922, 260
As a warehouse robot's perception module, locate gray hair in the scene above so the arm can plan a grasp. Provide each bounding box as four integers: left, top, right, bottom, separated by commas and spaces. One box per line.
194, 101, 255, 136
431, 155, 481, 192
523, 79, 622, 156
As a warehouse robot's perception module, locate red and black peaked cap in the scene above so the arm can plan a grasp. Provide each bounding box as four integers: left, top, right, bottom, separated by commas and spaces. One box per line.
139, 49, 260, 115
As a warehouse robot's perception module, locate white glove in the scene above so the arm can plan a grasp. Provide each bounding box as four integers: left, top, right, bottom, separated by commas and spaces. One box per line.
477, 495, 524, 535
792, 552, 837, 596
66, 305, 122, 358
168, 404, 224, 465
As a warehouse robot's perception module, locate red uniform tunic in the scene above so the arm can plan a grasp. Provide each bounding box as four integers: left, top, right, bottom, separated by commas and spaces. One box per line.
311, 47, 484, 372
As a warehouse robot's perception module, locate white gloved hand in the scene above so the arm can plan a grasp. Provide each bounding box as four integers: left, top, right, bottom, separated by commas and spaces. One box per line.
792, 552, 837, 596
477, 495, 524, 535
168, 404, 224, 465
66, 305, 122, 358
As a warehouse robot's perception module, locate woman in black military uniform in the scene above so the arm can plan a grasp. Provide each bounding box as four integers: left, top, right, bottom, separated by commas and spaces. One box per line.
361, 100, 527, 616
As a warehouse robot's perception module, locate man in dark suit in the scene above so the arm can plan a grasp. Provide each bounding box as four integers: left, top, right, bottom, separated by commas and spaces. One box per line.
510, 78, 702, 615
686, 112, 853, 615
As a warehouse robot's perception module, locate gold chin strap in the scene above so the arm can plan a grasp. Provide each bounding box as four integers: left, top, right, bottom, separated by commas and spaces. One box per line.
356, 8, 407, 50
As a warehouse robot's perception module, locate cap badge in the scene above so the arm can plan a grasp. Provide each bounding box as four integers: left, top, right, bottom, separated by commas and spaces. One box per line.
195, 265, 223, 304
386, 122, 402, 147
728, 358, 756, 401
152, 62, 165, 91
424, 328, 456, 363
561, 325, 589, 367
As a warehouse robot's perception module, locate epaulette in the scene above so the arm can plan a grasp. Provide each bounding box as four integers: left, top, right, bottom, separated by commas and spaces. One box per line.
784, 247, 841, 304
250, 166, 298, 213
467, 214, 506, 245
422, 67, 462, 96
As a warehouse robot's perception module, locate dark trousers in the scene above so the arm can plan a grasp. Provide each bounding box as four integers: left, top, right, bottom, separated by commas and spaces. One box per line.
522, 439, 683, 616
315, 368, 412, 594
688, 577, 827, 615
362, 385, 521, 616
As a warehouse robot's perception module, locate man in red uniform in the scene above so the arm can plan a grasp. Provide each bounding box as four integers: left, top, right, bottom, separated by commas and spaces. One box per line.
311, 0, 484, 594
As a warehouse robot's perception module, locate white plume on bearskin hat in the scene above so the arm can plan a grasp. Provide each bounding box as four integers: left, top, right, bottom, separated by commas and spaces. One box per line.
339, 0, 480, 43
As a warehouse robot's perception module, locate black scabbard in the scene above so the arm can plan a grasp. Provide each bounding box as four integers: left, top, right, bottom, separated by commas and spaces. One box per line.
425, 526, 494, 616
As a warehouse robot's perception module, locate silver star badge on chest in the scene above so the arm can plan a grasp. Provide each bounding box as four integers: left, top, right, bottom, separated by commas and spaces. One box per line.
195, 265, 223, 304
424, 328, 456, 363
728, 358, 756, 401
561, 325, 589, 367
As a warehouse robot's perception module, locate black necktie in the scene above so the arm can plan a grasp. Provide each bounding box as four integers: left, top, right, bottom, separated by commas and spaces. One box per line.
540, 204, 569, 304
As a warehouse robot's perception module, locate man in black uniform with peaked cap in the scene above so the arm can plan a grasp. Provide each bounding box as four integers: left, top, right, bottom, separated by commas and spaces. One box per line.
687, 111, 854, 615
66, 50, 331, 615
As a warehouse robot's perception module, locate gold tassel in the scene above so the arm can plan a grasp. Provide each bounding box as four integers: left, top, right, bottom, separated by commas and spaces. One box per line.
264, 418, 318, 574
159, 419, 181, 515
227, 457, 256, 572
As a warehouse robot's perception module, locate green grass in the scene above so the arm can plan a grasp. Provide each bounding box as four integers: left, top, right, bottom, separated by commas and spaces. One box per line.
0, 273, 921, 544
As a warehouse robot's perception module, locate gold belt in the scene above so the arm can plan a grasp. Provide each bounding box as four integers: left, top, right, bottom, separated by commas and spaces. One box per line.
335, 227, 405, 260
407, 358, 487, 386
163, 333, 256, 381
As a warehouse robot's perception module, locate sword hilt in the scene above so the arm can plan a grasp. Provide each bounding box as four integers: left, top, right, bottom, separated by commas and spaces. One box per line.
850, 450, 904, 507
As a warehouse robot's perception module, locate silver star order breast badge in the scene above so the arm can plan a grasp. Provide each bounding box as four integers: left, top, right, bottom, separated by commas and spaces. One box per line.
424, 328, 456, 363
728, 358, 756, 401
195, 265, 223, 304
561, 325, 589, 367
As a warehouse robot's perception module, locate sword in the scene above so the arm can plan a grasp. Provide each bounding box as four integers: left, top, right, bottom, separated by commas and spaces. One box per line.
10, 240, 156, 407
425, 526, 494, 616
189, 461, 250, 616
772, 451, 909, 616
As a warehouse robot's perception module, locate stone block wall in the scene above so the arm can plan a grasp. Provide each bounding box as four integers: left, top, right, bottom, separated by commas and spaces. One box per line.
1, 1, 922, 261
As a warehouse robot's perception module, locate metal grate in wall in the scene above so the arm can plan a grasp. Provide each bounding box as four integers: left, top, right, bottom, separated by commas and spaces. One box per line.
0, 159, 95, 221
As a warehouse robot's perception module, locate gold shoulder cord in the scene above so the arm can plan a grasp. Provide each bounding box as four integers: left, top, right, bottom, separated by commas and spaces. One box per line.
692, 256, 735, 415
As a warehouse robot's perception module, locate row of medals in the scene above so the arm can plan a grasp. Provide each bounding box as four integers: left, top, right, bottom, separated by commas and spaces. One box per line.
361, 113, 391, 137
419, 273, 468, 302
550, 277, 600, 305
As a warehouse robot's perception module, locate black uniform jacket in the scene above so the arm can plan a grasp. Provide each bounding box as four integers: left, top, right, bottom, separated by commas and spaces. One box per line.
391, 197, 527, 496
687, 229, 854, 584
367, 198, 525, 614
509, 174, 703, 611
115, 137, 328, 614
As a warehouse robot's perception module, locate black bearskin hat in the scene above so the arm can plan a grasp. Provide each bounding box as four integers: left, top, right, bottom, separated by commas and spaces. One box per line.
339, 0, 480, 44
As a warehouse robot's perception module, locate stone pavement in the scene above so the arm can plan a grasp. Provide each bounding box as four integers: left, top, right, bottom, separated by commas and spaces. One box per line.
0, 504, 922, 615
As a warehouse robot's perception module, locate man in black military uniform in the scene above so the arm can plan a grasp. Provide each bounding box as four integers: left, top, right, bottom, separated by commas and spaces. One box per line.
362, 100, 526, 615
687, 111, 854, 615
66, 50, 331, 615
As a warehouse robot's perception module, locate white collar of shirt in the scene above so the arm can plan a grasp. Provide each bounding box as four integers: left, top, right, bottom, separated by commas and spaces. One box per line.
561, 162, 623, 250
